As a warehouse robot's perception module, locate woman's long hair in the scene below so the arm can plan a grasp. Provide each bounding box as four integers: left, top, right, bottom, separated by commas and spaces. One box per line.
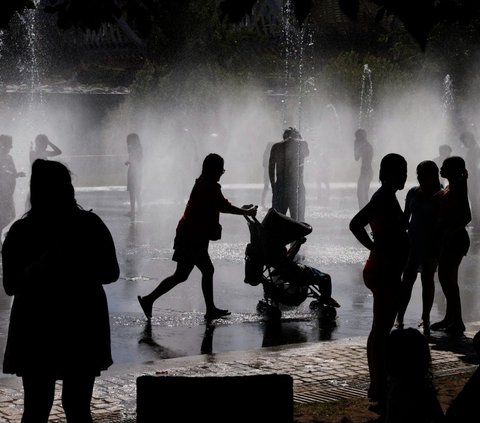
28, 159, 79, 217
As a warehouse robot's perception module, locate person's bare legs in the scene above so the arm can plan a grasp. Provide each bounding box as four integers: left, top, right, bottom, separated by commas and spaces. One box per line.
419, 263, 436, 330
138, 261, 194, 319
432, 252, 464, 332
395, 264, 418, 329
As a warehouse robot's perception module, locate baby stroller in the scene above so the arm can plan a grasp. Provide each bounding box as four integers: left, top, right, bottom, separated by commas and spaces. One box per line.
244, 208, 340, 320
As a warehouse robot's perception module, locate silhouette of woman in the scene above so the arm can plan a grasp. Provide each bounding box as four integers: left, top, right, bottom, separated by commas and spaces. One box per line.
396, 160, 442, 333
430, 156, 471, 334
2, 159, 120, 423
138, 153, 257, 321
354, 128, 374, 209
349, 153, 409, 414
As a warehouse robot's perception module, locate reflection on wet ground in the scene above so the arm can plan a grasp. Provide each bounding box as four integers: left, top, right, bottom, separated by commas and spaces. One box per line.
2, 186, 480, 369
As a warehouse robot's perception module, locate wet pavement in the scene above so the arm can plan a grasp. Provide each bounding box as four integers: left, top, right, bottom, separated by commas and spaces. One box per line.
1, 185, 480, 421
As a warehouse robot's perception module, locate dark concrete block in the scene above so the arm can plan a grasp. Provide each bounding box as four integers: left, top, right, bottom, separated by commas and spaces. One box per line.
136, 373, 294, 423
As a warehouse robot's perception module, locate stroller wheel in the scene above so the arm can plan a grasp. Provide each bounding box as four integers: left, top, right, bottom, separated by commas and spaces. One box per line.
256, 300, 282, 320
318, 305, 337, 320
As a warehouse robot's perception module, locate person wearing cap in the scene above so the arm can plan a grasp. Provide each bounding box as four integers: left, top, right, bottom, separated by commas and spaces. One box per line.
269, 127, 309, 222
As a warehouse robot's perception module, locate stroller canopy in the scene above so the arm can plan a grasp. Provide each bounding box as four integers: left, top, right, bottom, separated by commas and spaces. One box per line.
262, 208, 312, 245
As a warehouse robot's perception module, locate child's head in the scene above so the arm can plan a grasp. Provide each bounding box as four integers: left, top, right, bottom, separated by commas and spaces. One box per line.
416, 160, 440, 192
0, 134, 13, 152
355, 128, 367, 141
387, 328, 432, 380
35, 134, 49, 150
439, 144, 452, 158
283, 127, 302, 141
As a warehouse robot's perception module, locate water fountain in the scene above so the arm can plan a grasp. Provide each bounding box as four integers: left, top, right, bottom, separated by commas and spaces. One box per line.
358, 63, 374, 131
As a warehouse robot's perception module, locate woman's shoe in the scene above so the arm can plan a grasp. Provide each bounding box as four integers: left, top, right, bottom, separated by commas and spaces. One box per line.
430, 320, 450, 331
204, 308, 231, 320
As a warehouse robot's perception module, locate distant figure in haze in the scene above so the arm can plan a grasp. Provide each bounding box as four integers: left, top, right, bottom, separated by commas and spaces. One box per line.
137, 153, 258, 321
349, 153, 409, 415
459, 131, 480, 229
354, 128, 374, 209
385, 328, 445, 423
430, 156, 471, 334
395, 161, 442, 334
2, 159, 120, 423
269, 127, 309, 221
445, 330, 480, 422
434, 144, 452, 188
125, 133, 143, 217
29, 134, 62, 165
0, 135, 25, 245
261, 141, 274, 208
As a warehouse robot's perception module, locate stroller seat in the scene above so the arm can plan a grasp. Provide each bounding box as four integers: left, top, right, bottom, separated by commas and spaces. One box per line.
244, 208, 340, 319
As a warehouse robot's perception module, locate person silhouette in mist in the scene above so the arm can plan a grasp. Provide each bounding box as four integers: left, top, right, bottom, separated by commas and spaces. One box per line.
125, 133, 143, 217
349, 153, 409, 415
459, 131, 480, 229
354, 128, 374, 209
0, 135, 25, 246
430, 156, 471, 334
137, 153, 258, 321
269, 127, 309, 221
385, 328, 445, 423
29, 134, 62, 165
2, 159, 120, 423
261, 141, 274, 208
395, 160, 442, 334
26, 134, 62, 213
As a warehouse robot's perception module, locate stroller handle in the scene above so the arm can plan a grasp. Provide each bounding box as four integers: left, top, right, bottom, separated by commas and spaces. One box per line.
243, 214, 260, 225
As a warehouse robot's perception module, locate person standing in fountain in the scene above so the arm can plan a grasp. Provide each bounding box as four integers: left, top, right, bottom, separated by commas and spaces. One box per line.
125, 133, 143, 217
459, 131, 480, 229
261, 141, 274, 208
395, 160, 442, 334
0, 135, 25, 246
138, 153, 257, 321
29, 134, 62, 164
349, 153, 409, 415
354, 128, 374, 210
430, 156, 471, 334
2, 159, 120, 423
269, 127, 309, 221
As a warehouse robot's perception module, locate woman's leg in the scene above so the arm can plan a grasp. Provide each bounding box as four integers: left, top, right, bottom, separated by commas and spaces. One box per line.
395, 262, 418, 328
419, 262, 437, 326
364, 268, 399, 406
437, 253, 464, 327
138, 261, 195, 318
62, 374, 95, 423
196, 253, 216, 312
21, 375, 56, 423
